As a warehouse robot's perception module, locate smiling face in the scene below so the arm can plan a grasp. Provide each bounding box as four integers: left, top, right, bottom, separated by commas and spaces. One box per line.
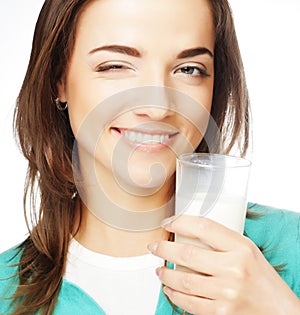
58, 0, 215, 199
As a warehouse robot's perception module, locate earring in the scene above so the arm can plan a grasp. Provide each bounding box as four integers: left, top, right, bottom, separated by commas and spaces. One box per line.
54, 98, 68, 111
71, 191, 78, 200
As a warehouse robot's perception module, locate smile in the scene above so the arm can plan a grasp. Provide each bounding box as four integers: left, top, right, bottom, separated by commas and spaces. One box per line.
113, 128, 179, 147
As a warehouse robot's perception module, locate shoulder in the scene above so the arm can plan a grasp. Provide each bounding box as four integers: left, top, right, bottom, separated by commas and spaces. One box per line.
0, 244, 106, 315
54, 280, 106, 314
0, 244, 23, 273
0, 245, 23, 313
0, 244, 22, 280
245, 202, 300, 296
245, 202, 300, 246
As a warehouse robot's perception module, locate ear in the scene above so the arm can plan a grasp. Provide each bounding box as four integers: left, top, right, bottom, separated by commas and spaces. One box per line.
57, 79, 67, 103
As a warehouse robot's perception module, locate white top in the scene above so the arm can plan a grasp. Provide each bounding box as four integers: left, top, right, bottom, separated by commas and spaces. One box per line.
64, 238, 165, 315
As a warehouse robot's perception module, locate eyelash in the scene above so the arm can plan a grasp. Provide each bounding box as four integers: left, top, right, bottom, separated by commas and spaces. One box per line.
176, 66, 210, 78
96, 64, 127, 72
95, 64, 210, 79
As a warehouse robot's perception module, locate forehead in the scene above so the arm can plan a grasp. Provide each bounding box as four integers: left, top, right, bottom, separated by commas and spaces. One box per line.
76, 0, 215, 52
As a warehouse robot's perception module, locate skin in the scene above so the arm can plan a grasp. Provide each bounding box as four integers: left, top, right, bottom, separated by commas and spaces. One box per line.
58, 0, 300, 313
149, 216, 300, 315
58, 0, 214, 256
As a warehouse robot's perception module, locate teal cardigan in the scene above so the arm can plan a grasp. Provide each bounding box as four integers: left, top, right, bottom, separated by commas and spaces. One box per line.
1, 203, 300, 314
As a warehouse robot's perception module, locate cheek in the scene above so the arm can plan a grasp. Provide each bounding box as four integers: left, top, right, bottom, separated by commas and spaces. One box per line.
67, 100, 101, 141
65, 74, 94, 137
66, 82, 136, 138
176, 86, 213, 148
66, 82, 114, 140
182, 119, 208, 151
191, 79, 214, 145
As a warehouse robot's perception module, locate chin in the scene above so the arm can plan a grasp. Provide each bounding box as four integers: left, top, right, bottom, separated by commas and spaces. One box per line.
113, 162, 173, 196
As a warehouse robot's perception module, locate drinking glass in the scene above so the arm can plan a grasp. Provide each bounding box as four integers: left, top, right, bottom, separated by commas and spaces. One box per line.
175, 153, 251, 271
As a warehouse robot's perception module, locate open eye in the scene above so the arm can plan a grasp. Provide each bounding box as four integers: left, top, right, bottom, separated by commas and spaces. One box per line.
176, 65, 210, 78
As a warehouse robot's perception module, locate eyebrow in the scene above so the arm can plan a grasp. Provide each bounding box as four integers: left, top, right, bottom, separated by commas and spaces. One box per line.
88, 45, 214, 59
88, 45, 141, 57
177, 47, 214, 59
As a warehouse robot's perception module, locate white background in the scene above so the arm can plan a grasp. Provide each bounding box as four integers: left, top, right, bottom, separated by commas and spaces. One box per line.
0, 0, 299, 252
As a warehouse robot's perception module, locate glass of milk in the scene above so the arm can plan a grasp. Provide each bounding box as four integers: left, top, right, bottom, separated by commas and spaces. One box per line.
175, 153, 251, 271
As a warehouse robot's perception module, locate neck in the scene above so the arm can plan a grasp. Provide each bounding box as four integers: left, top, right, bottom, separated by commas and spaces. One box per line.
75, 209, 170, 257
74, 175, 174, 257
74, 150, 175, 256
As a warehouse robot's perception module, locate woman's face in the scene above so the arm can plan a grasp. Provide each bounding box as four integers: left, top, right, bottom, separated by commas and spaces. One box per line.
59, 0, 215, 194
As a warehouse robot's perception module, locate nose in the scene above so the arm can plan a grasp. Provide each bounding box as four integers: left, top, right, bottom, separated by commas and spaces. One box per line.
132, 84, 174, 121
133, 106, 172, 120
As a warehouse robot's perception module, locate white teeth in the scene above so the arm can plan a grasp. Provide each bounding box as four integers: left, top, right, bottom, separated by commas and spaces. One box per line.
136, 133, 143, 142
123, 130, 171, 144
129, 131, 137, 142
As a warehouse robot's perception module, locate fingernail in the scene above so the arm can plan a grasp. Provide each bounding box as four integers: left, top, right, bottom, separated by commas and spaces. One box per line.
161, 216, 176, 228
156, 267, 162, 278
147, 241, 159, 253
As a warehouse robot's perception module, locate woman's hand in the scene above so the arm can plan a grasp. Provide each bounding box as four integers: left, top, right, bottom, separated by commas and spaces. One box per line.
148, 215, 300, 315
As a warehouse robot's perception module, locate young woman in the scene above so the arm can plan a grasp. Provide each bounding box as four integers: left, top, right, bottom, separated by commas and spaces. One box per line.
1, 0, 300, 314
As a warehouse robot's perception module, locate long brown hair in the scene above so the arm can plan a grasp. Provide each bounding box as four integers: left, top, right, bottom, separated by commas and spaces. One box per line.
9, 0, 250, 313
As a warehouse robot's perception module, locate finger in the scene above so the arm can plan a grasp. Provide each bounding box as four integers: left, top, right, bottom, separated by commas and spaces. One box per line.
163, 214, 250, 252
158, 266, 218, 300
163, 286, 217, 315
148, 240, 223, 275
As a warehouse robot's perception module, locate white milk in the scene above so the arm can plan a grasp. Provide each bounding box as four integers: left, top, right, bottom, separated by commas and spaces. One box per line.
175, 192, 247, 233
174, 192, 247, 272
